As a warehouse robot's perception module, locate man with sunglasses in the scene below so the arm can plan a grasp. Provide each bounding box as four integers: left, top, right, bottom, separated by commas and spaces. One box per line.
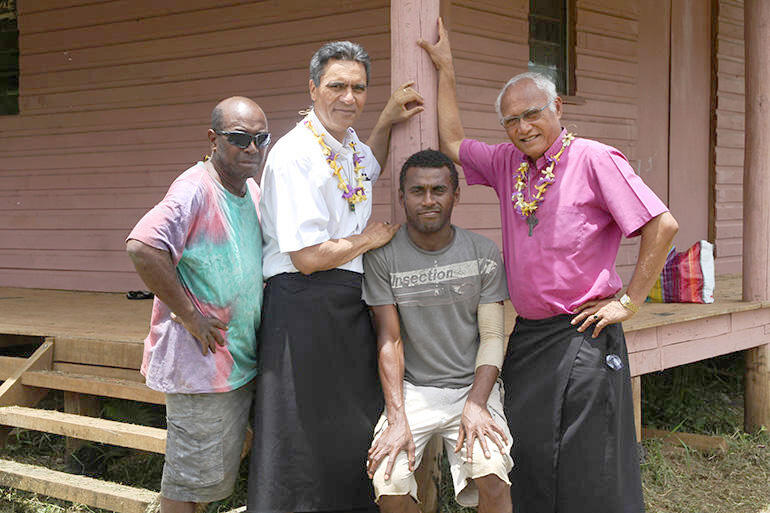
127, 96, 267, 513
419, 19, 678, 513
249, 41, 423, 513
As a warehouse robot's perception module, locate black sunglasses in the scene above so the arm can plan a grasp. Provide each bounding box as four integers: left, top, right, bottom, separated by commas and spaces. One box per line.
214, 130, 271, 149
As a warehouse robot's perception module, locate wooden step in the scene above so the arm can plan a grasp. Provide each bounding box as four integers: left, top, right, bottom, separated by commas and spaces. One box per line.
21, 370, 164, 405
0, 406, 166, 454
0, 458, 158, 513
642, 427, 728, 453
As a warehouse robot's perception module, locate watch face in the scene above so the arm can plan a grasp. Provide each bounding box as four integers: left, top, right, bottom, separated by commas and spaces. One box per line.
621, 295, 637, 312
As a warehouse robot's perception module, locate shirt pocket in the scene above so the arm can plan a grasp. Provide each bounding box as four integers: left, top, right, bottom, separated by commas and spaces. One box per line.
541, 207, 587, 252
166, 411, 225, 487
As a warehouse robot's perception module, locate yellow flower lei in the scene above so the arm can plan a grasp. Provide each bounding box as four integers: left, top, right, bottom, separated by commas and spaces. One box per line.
305, 120, 367, 211
511, 132, 575, 217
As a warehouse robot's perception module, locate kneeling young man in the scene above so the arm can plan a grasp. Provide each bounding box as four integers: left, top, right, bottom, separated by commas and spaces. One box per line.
363, 150, 513, 513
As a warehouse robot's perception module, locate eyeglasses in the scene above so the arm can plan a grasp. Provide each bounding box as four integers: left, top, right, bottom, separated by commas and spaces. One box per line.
500, 99, 553, 129
214, 130, 271, 149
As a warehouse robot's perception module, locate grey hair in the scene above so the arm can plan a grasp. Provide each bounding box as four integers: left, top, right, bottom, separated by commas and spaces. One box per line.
494, 72, 558, 120
309, 41, 371, 86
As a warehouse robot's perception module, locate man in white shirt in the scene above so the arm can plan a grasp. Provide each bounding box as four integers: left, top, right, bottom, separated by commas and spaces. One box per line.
248, 41, 423, 513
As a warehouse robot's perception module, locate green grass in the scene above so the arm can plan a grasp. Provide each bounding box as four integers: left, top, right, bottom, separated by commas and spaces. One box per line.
2, 353, 769, 512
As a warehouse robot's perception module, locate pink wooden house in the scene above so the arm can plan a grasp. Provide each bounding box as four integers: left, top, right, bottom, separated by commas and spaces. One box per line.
0, 0, 755, 291
0, 0, 768, 510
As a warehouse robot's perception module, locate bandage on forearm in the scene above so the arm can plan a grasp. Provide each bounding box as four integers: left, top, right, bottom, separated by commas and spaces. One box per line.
475, 301, 505, 370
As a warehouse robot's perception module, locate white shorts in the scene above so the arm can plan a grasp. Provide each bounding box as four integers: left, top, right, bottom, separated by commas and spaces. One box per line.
370, 380, 513, 507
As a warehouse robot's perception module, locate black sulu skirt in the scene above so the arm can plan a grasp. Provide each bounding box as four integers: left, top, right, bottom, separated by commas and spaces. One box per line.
247, 270, 381, 513
502, 315, 645, 513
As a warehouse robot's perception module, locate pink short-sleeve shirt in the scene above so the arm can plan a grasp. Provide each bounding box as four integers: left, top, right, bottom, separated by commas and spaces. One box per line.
459, 129, 668, 319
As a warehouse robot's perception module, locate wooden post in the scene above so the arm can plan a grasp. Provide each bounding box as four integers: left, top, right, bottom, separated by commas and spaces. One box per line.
390, 1, 441, 510
63, 392, 100, 455
389, 0, 440, 224
412, 436, 442, 513
742, 0, 770, 433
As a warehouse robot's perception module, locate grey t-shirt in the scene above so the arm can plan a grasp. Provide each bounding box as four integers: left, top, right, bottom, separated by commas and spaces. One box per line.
362, 226, 508, 388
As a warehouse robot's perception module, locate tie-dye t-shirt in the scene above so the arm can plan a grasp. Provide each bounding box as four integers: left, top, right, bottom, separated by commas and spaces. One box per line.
128, 162, 262, 394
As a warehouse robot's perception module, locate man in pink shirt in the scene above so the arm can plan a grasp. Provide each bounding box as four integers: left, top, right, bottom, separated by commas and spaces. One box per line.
420, 20, 678, 513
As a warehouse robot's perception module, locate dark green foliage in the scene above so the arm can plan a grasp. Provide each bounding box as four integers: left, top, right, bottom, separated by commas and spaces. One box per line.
642, 353, 744, 434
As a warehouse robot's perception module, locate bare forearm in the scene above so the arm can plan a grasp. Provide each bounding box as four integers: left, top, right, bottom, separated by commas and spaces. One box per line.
366, 113, 394, 170
378, 338, 407, 417
436, 67, 465, 164
290, 233, 374, 275
625, 212, 679, 304
371, 305, 408, 419
290, 221, 399, 275
466, 364, 499, 407
126, 240, 197, 320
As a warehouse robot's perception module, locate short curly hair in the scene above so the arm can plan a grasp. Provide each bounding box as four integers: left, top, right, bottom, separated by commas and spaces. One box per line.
399, 149, 459, 192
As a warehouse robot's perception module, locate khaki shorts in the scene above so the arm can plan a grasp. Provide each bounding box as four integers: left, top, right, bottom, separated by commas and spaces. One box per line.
370, 380, 513, 507
161, 380, 253, 503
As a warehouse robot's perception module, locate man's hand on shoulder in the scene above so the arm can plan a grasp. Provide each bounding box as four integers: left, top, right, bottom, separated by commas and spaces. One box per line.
457, 396, 508, 463
367, 412, 415, 480
171, 310, 228, 356
363, 221, 400, 250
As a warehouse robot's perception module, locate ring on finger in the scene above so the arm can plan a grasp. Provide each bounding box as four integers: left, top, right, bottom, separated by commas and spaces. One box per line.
592, 314, 600, 321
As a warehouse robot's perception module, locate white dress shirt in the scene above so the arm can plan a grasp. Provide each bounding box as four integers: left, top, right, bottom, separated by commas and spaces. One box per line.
260, 109, 382, 279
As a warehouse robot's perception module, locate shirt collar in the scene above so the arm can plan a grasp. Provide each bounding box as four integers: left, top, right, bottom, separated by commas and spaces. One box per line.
305, 109, 358, 154
533, 127, 569, 170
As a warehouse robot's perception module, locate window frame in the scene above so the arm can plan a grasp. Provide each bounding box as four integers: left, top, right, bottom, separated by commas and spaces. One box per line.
0, 0, 19, 116
527, 0, 576, 97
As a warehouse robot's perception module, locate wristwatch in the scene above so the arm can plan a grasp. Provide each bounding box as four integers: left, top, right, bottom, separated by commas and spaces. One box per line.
619, 294, 639, 314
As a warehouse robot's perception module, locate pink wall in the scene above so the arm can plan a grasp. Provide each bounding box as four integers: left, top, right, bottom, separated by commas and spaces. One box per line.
0, 0, 745, 292
446, 0, 529, 250
668, 0, 712, 249
0, 0, 391, 292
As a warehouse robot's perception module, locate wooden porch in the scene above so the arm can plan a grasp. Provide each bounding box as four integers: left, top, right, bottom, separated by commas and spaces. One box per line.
625, 275, 770, 376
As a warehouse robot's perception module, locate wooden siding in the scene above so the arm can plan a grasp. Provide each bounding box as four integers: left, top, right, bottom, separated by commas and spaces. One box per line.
449, 0, 653, 282
445, 0, 528, 249
713, 0, 744, 275
0, 0, 391, 292
0, 0, 741, 292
